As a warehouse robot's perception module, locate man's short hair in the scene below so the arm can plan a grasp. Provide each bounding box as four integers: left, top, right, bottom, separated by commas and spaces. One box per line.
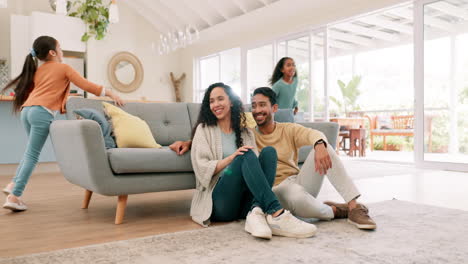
253, 87, 277, 105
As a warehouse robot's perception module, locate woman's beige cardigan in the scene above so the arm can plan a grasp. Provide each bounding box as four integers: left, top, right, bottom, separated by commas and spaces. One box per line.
190, 123, 258, 227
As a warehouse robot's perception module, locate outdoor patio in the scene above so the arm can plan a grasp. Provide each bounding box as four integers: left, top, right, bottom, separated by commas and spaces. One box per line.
339, 149, 468, 165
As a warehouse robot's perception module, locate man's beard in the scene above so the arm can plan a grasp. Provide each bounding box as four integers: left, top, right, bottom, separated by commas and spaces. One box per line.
254, 112, 272, 127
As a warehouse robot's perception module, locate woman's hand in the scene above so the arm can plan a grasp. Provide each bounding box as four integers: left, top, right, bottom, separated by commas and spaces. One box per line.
169, 140, 192, 155
105, 89, 124, 106
214, 145, 255, 175
230, 145, 254, 160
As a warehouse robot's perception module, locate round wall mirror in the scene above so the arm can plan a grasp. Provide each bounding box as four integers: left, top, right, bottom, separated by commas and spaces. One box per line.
115, 60, 135, 85
107, 52, 143, 93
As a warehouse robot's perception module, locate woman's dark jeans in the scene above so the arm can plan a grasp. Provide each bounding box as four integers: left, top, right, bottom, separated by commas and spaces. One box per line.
211, 146, 282, 221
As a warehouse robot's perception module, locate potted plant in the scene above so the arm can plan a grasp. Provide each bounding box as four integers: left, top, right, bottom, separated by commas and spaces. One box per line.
69, 0, 110, 41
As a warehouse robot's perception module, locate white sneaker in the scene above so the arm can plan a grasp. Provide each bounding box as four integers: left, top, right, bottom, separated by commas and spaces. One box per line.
3, 183, 13, 195
266, 210, 317, 238
3, 196, 27, 212
245, 207, 272, 239
2, 187, 11, 196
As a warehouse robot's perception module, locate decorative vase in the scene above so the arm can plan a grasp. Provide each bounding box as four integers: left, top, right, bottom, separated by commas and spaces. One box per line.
49, 0, 72, 12
0, 59, 9, 90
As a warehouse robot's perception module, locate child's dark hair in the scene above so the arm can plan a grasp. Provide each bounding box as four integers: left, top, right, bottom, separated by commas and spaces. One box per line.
269, 57, 297, 85
253, 87, 277, 105
1, 36, 57, 112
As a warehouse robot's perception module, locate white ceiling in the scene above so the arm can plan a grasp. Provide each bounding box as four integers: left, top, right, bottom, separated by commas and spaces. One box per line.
327, 0, 468, 55
123, 0, 468, 56
123, 0, 280, 34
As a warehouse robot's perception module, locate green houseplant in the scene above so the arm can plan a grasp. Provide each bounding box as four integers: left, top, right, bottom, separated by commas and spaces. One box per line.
330, 75, 362, 116
69, 0, 110, 42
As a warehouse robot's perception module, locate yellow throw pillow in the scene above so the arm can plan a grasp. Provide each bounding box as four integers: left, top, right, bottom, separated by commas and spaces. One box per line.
102, 102, 161, 148
244, 112, 257, 129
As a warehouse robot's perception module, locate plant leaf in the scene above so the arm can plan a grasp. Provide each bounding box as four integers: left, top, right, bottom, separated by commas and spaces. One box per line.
337, 80, 345, 89
72, 0, 110, 42
81, 33, 90, 42
329, 96, 342, 108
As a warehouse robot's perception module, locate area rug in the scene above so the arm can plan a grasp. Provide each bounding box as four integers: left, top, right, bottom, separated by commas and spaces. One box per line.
2, 200, 467, 264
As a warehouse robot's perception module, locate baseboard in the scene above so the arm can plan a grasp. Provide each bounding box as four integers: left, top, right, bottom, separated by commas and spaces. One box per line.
0, 162, 60, 176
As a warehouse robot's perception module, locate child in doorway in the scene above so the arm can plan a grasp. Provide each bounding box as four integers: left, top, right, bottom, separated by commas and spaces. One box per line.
270, 57, 299, 115
1, 35, 123, 211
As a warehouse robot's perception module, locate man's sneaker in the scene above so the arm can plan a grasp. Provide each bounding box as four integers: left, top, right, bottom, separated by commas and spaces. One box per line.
348, 204, 376, 230
266, 210, 317, 238
3, 196, 27, 212
324, 201, 349, 219
245, 207, 272, 239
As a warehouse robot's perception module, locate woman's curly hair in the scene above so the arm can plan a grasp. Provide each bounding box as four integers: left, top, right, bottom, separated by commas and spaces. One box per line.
192, 82, 247, 148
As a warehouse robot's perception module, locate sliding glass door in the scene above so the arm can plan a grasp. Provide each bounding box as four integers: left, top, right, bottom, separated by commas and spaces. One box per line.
275, 30, 326, 122
246, 44, 274, 103
415, 0, 468, 170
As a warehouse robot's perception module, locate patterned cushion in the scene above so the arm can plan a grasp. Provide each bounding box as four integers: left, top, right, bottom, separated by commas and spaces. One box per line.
73, 108, 116, 149
376, 115, 393, 129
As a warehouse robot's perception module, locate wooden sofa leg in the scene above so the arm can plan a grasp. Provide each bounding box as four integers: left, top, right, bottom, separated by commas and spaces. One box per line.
82, 190, 93, 209
115, 195, 128, 225
370, 135, 374, 151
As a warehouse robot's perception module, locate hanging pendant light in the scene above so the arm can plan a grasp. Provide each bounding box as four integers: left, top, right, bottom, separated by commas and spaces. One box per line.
157, 25, 199, 55
109, 0, 119, 24
0, 0, 7, 9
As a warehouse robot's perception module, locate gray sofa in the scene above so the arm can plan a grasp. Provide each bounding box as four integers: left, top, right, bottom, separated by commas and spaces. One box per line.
50, 97, 339, 224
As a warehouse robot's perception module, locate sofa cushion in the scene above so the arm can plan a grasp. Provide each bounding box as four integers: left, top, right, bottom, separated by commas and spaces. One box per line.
244, 112, 257, 128
376, 115, 393, 129
107, 147, 193, 174
275, 109, 295, 123
66, 98, 193, 146
73, 108, 116, 149
66, 97, 111, 120
298, 145, 313, 164
124, 102, 192, 146
187, 103, 201, 130
296, 121, 340, 163
243, 104, 294, 123
103, 102, 162, 148
243, 104, 295, 123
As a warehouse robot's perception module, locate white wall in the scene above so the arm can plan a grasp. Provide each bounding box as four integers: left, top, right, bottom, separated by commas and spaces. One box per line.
86, 3, 182, 102
1, 0, 182, 102
1, 0, 412, 102
179, 0, 410, 102
0, 0, 50, 73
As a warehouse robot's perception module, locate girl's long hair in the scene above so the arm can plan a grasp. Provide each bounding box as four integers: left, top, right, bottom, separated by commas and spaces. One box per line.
192, 82, 246, 148
269, 57, 297, 85
1, 36, 57, 112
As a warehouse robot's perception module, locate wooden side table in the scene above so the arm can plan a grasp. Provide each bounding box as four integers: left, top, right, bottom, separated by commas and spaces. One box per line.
349, 128, 366, 157
338, 130, 350, 154
329, 117, 366, 155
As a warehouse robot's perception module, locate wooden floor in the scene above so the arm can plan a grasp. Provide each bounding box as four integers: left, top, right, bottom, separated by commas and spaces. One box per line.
1, 163, 467, 258
0, 172, 201, 258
